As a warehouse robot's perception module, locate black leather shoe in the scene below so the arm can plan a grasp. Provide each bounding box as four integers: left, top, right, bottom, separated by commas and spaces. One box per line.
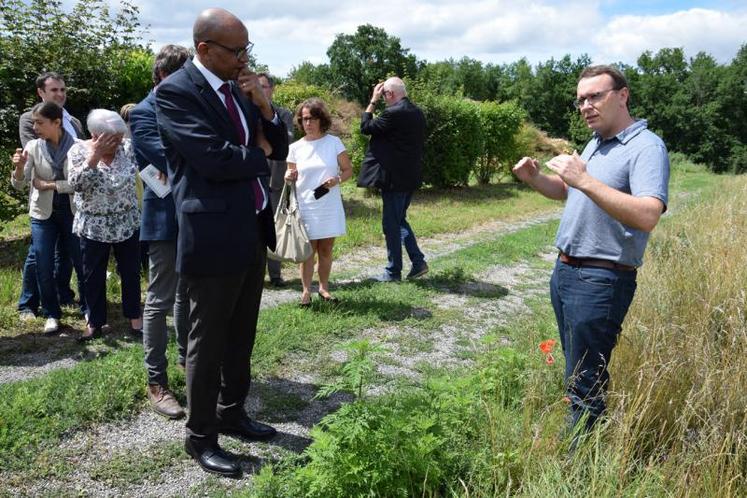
184, 438, 241, 478
218, 417, 277, 441
269, 277, 285, 288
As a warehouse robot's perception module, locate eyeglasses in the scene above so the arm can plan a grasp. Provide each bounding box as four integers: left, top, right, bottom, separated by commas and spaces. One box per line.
573, 88, 619, 109
204, 39, 254, 60
301, 116, 319, 122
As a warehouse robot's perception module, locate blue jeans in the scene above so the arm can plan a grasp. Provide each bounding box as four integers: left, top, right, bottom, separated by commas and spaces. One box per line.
550, 258, 637, 430
17, 243, 40, 314
381, 191, 425, 277
30, 197, 86, 319
17, 232, 75, 314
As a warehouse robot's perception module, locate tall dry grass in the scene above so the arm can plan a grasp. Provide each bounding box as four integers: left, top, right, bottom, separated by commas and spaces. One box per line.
604, 176, 747, 495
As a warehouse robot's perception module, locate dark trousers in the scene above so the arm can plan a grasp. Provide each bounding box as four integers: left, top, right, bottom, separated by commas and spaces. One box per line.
266, 159, 285, 281
550, 258, 637, 430
381, 190, 425, 277
80, 232, 142, 328
183, 239, 266, 447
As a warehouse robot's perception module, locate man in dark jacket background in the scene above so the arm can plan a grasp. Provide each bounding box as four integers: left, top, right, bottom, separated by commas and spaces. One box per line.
359, 77, 428, 282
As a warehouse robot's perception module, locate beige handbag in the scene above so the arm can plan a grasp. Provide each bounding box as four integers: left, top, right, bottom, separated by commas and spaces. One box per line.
268, 182, 313, 263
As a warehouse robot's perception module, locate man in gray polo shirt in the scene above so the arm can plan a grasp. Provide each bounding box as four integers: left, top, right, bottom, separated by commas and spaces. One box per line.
513, 65, 669, 435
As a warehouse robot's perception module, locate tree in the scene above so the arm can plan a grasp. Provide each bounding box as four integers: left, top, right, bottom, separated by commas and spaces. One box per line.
0, 0, 150, 221
287, 61, 332, 88
326, 24, 419, 106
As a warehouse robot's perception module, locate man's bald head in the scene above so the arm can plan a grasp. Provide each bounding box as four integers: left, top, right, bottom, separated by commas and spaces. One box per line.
383, 77, 407, 106
193, 8, 246, 47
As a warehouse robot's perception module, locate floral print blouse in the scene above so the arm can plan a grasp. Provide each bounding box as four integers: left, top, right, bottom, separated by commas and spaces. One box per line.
67, 139, 140, 243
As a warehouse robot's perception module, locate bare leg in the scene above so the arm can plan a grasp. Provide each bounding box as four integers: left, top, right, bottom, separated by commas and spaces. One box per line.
300, 240, 318, 304
316, 238, 335, 298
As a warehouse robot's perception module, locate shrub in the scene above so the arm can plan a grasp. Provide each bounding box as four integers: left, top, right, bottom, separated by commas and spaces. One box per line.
474, 100, 526, 184
418, 94, 483, 188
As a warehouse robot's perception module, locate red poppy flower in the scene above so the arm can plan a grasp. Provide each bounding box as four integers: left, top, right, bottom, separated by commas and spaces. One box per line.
539, 339, 557, 354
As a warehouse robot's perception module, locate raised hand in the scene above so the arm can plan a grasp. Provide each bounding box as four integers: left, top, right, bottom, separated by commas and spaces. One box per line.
512, 156, 540, 184
545, 151, 586, 188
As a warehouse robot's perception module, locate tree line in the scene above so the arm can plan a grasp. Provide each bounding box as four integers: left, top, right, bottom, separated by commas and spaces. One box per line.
291, 25, 746, 174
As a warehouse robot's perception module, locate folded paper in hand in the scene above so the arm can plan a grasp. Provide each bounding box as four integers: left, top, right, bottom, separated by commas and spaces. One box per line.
139, 164, 171, 198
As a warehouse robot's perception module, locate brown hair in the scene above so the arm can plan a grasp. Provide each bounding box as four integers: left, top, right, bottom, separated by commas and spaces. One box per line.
294, 98, 331, 133
578, 64, 628, 90
153, 44, 190, 85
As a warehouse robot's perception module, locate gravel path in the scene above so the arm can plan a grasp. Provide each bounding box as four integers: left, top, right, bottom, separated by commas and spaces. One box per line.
0, 209, 561, 385
0, 210, 561, 496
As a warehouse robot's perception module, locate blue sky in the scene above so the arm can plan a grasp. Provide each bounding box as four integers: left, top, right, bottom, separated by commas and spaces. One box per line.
74, 1, 747, 76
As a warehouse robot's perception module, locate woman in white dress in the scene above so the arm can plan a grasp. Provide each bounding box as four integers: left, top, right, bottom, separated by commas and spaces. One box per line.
284, 98, 353, 306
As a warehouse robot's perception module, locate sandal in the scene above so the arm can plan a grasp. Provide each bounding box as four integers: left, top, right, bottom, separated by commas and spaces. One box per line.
299, 293, 312, 308
318, 292, 339, 303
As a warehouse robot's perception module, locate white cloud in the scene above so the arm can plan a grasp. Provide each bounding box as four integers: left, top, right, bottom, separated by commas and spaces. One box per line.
132, 1, 744, 75
593, 8, 747, 64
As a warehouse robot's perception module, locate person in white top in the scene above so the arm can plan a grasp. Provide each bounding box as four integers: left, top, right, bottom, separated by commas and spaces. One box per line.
284, 98, 353, 306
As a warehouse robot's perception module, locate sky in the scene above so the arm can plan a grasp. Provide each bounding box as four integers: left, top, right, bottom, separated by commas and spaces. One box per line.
94, 0, 747, 76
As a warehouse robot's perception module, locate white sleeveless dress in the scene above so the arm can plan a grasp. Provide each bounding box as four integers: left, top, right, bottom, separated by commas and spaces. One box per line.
286, 134, 346, 240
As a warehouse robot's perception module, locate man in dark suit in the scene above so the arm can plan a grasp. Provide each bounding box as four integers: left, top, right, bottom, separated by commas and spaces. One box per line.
155, 8, 288, 478
17, 72, 86, 324
130, 44, 190, 420
359, 77, 428, 282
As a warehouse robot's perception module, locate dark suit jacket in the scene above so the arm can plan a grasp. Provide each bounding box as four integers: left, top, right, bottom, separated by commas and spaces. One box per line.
130, 90, 177, 242
360, 97, 426, 192
19, 110, 84, 147
155, 59, 288, 277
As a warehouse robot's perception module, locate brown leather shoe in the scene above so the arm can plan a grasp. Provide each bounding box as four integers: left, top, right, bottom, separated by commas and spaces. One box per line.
147, 384, 185, 419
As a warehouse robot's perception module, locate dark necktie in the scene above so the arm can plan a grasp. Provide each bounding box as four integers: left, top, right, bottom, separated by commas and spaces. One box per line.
219, 82, 264, 211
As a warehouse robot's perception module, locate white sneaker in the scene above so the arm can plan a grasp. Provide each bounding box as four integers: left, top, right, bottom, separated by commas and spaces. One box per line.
43, 318, 59, 335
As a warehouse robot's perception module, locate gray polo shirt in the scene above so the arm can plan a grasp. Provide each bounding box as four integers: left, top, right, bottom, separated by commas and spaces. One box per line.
555, 119, 669, 267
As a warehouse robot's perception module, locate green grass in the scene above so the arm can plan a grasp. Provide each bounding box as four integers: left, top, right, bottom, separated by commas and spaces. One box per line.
0, 160, 729, 490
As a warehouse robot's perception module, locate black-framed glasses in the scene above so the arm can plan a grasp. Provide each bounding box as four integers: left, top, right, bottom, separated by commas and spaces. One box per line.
204, 39, 254, 59
573, 88, 619, 109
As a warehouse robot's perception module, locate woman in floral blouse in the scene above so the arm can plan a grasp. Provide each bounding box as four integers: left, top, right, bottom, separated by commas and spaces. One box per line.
68, 109, 142, 342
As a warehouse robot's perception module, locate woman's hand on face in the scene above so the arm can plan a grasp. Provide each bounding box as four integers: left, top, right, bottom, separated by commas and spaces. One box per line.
90, 133, 120, 158
284, 168, 298, 182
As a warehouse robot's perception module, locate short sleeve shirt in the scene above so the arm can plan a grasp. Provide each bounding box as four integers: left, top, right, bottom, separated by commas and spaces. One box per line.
554, 119, 669, 267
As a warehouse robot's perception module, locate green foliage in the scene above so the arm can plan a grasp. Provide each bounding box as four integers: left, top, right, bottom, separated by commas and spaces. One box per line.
347, 117, 369, 178
272, 80, 335, 140
315, 339, 384, 400
0, 0, 151, 222
628, 46, 746, 172
285, 379, 477, 498
474, 100, 526, 183
273, 81, 335, 117
326, 24, 420, 106
413, 90, 483, 188
287, 61, 332, 89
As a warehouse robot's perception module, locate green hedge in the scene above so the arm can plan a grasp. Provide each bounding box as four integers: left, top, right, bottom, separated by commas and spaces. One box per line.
349, 86, 526, 189
474, 101, 526, 184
